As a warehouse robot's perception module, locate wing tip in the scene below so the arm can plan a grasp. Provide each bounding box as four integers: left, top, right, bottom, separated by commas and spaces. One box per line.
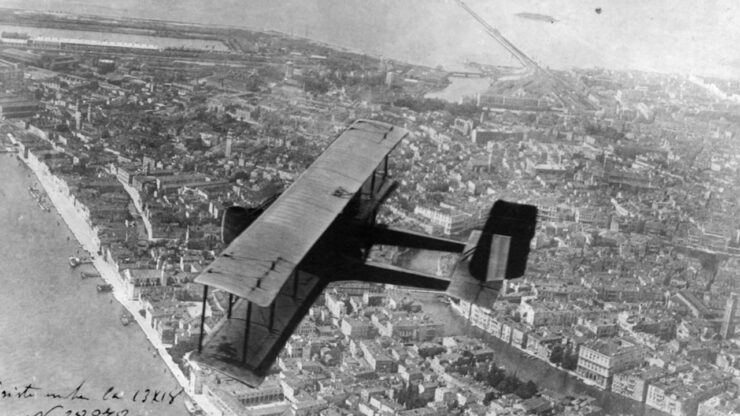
193, 271, 275, 308
190, 351, 267, 388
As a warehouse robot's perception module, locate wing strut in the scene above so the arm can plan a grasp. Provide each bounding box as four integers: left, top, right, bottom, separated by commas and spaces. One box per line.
198, 285, 208, 353
242, 302, 252, 364
227, 293, 234, 319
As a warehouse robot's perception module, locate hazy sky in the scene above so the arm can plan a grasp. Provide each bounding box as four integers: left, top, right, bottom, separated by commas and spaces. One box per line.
1, 0, 738, 79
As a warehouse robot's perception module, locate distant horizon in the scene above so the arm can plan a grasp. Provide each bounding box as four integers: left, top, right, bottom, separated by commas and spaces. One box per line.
0, 0, 738, 80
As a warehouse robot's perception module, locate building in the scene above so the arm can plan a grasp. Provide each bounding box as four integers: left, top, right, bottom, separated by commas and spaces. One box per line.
123, 268, 166, 300
526, 329, 564, 360
359, 340, 397, 373
453, 117, 474, 136
325, 292, 346, 319
576, 338, 645, 390
646, 370, 732, 416
30, 36, 161, 52
373, 315, 415, 340
534, 163, 568, 184
203, 376, 287, 416
500, 319, 514, 344
469, 303, 493, 331
605, 168, 655, 189
340, 318, 375, 339
574, 207, 610, 229
721, 293, 738, 339
471, 128, 526, 145
236, 379, 285, 407
155, 173, 210, 191
510, 323, 529, 350
42, 54, 78, 70
0, 96, 39, 119
292, 394, 327, 416
0, 58, 23, 92
698, 392, 740, 416
520, 301, 578, 327
0, 48, 42, 66
477, 93, 549, 111
487, 315, 502, 338
580, 317, 619, 338
612, 366, 668, 403
328, 281, 383, 297
397, 407, 447, 416
676, 291, 713, 319
413, 205, 471, 235
202, 379, 248, 416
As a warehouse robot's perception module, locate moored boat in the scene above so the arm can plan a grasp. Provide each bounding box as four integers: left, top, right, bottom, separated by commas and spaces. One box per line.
120, 312, 133, 326
96, 284, 113, 293
81, 271, 101, 279
184, 397, 202, 415
69, 256, 92, 268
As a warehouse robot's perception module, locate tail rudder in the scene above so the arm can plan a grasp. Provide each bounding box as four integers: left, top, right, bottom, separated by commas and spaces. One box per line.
468, 200, 538, 282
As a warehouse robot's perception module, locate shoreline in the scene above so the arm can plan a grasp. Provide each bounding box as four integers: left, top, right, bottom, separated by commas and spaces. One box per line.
0, 6, 461, 74
6, 126, 218, 416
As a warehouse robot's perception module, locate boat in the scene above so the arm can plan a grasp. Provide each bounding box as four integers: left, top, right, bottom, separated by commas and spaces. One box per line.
120, 312, 133, 326
184, 398, 202, 415
96, 284, 113, 293
28, 186, 48, 211
69, 256, 92, 268
81, 271, 101, 279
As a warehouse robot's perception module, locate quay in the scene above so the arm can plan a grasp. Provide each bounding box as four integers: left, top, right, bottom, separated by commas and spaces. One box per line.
5, 124, 220, 416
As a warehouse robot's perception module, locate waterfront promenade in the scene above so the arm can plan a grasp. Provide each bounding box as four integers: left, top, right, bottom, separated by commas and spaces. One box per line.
0, 153, 188, 415
1, 126, 219, 415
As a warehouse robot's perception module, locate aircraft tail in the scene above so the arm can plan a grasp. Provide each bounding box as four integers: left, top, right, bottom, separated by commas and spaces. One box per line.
468, 200, 537, 282
447, 200, 537, 307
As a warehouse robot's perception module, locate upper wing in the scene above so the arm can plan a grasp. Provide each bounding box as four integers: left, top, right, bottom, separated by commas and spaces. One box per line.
195, 119, 407, 306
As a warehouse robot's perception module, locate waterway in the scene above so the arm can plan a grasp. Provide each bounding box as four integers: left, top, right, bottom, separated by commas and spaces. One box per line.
425, 76, 491, 103
464, 323, 658, 416
405, 299, 654, 416
0, 154, 185, 416
387, 288, 463, 337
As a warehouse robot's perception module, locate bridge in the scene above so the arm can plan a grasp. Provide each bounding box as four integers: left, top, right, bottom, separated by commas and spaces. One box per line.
453, 0, 541, 72
453, 0, 598, 113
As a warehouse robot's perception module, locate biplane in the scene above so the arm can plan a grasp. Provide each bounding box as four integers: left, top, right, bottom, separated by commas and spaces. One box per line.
191, 119, 537, 387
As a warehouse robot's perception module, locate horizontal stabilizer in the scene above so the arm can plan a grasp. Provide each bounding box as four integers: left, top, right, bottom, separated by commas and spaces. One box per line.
447, 269, 502, 308
447, 230, 503, 308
